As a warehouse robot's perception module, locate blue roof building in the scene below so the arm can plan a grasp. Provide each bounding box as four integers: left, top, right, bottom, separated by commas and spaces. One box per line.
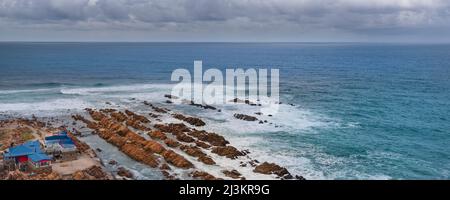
2, 140, 51, 170
44, 131, 77, 152
3, 140, 44, 158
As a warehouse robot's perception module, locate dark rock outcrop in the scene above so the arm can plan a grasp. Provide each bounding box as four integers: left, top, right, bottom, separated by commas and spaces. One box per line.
180, 145, 206, 157
253, 162, 298, 179
164, 138, 181, 147
234, 114, 258, 121
175, 133, 196, 143
211, 146, 245, 159
148, 130, 167, 140
155, 123, 190, 134
195, 141, 211, 149
164, 94, 179, 99
190, 171, 219, 180
222, 170, 242, 179
110, 111, 127, 122
188, 130, 229, 147
108, 160, 118, 165
144, 102, 169, 113
124, 110, 150, 123
143, 140, 166, 154
172, 114, 206, 127
117, 167, 133, 179
162, 150, 194, 169
198, 156, 216, 165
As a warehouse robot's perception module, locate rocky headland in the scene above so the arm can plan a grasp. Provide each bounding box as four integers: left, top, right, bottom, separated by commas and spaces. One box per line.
1, 95, 304, 180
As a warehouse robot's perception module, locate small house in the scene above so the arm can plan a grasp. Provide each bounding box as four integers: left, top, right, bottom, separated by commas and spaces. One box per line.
2, 140, 52, 173
44, 131, 78, 161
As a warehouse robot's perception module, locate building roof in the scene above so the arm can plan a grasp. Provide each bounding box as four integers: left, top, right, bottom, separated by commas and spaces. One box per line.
28, 153, 51, 163
45, 135, 69, 141
3, 140, 42, 157
3, 140, 52, 163
45, 131, 76, 149
24, 140, 42, 152
4, 145, 33, 157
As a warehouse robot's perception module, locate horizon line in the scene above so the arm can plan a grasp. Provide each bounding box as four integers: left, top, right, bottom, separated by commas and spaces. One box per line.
0, 41, 449, 45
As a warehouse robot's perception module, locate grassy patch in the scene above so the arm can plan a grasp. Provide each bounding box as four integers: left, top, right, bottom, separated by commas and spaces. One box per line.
0, 130, 6, 140
21, 132, 35, 141
0, 130, 8, 150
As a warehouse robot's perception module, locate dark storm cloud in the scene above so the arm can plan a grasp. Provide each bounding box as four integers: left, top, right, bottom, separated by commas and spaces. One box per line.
1, 0, 450, 41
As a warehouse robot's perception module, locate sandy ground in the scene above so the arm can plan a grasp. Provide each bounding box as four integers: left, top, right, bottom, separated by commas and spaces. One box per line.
52, 154, 99, 176
26, 125, 44, 143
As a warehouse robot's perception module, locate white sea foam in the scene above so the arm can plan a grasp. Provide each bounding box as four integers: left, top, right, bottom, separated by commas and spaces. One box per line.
192, 102, 334, 135
0, 88, 55, 94
60, 83, 173, 95
0, 99, 92, 112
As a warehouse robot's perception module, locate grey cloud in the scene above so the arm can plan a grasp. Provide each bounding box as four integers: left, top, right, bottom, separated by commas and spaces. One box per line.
1, 0, 450, 41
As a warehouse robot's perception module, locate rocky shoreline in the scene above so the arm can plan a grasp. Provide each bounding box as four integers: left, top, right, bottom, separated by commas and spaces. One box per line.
1, 96, 304, 180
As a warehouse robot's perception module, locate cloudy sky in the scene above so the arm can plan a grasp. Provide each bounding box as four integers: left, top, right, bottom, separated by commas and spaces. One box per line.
1, 0, 450, 42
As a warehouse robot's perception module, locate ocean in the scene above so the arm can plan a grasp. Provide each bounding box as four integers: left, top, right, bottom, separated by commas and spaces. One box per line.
0, 42, 449, 179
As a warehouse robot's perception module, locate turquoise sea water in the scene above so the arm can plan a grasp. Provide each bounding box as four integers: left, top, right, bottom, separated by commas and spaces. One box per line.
0, 42, 449, 179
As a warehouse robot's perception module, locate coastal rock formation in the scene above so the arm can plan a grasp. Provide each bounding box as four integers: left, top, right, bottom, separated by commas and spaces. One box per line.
211, 146, 245, 159
108, 160, 118, 165
180, 145, 206, 158
164, 94, 179, 99
222, 170, 242, 179
229, 98, 260, 106
69, 107, 303, 180
124, 131, 147, 146
180, 145, 217, 165
198, 156, 216, 165
87, 109, 107, 121
6, 171, 62, 180
148, 113, 160, 118
121, 143, 159, 168
175, 133, 196, 143
97, 128, 113, 139
164, 138, 180, 147
72, 114, 98, 129
162, 150, 194, 169
234, 114, 258, 121
188, 130, 229, 146
144, 101, 169, 113
148, 130, 167, 140
124, 110, 150, 123
71, 171, 90, 180
161, 170, 177, 180
126, 119, 149, 131
117, 167, 134, 179
84, 166, 110, 179
180, 99, 217, 110
253, 162, 299, 179
72, 166, 111, 180
195, 141, 211, 149
67, 130, 90, 152
172, 113, 206, 126
160, 163, 171, 170
155, 123, 190, 134
111, 111, 127, 122
100, 108, 115, 113
155, 124, 196, 144
143, 140, 166, 154
107, 135, 127, 148
190, 171, 219, 180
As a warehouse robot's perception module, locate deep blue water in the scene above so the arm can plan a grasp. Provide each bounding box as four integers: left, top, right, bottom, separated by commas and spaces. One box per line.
0, 42, 449, 179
